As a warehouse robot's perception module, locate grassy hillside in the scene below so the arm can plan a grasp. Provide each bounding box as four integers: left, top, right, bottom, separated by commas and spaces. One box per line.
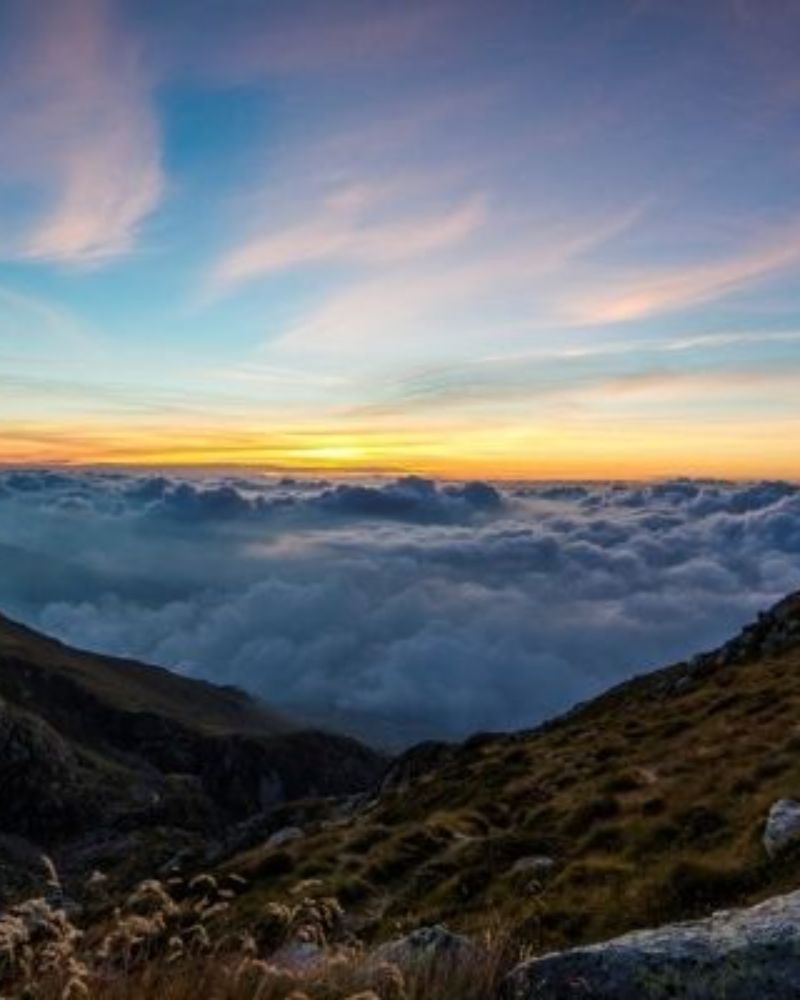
216, 592, 800, 953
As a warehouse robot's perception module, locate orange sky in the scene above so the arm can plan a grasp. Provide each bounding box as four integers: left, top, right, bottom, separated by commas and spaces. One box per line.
3, 412, 799, 481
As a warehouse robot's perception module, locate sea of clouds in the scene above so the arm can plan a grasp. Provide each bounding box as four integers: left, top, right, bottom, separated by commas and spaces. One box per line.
1, 469, 799, 746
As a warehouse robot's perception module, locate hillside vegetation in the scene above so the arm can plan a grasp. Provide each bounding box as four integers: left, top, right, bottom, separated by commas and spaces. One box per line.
218, 592, 800, 952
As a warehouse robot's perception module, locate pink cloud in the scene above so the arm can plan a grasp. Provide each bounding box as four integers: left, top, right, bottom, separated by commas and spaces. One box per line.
211, 187, 487, 291
0, 0, 163, 263
565, 222, 800, 324
259, 204, 647, 360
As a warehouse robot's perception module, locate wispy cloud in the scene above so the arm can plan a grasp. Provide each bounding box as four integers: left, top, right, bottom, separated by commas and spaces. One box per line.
580, 363, 800, 403
343, 334, 800, 418
0, 0, 163, 263
0, 285, 96, 349
211, 187, 486, 292
265, 203, 647, 356
566, 221, 800, 324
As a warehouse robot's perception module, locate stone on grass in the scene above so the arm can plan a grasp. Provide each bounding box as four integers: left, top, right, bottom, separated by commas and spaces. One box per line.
374, 924, 475, 969
266, 826, 304, 849
763, 799, 800, 858
503, 889, 800, 999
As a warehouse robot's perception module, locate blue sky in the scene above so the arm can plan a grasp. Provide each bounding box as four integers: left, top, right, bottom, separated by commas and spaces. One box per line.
2, 0, 800, 476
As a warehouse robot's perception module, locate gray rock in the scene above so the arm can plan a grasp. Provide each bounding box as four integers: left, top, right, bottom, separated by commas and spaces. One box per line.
374, 924, 475, 968
508, 856, 557, 890
265, 825, 304, 849
510, 856, 556, 877
158, 847, 193, 875
503, 889, 800, 999
763, 799, 800, 857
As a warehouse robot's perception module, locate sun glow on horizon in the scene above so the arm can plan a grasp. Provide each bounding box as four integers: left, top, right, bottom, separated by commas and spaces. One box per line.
4, 412, 800, 482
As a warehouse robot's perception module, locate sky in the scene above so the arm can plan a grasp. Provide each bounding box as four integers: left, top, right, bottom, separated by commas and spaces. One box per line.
2, 0, 800, 477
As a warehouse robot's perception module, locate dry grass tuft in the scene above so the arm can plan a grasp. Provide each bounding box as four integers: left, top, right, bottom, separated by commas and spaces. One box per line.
0, 862, 517, 999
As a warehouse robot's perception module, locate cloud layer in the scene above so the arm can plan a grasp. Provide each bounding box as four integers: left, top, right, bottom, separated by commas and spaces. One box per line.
1, 469, 798, 746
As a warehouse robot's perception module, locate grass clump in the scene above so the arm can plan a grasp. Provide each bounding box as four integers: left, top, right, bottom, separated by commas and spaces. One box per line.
0, 861, 517, 1000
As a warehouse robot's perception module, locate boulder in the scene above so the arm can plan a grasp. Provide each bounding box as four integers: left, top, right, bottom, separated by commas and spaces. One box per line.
374, 924, 475, 969
763, 799, 800, 857
503, 889, 800, 999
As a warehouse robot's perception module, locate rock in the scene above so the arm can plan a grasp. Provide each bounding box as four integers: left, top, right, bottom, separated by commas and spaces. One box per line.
680, 592, 800, 677
503, 889, 800, 999
374, 924, 475, 968
509, 856, 556, 884
763, 799, 800, 857
270, 940, 324, 970
158, 847, 193, 875
266, 826, 304, 849
510, 856, 555, 876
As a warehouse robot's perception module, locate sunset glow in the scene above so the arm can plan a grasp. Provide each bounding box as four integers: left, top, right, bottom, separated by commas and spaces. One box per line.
2, 0, 800, 478
4, 413, 800, 481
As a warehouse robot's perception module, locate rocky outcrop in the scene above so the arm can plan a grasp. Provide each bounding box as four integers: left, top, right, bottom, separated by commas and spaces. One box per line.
690, 591, 800, 672
503, 889, 800, 999
566, 590, 800, 708
763, 799, 800, 858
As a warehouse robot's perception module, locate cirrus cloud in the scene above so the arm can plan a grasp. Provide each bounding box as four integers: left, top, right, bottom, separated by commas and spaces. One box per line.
0, 0, 163, 264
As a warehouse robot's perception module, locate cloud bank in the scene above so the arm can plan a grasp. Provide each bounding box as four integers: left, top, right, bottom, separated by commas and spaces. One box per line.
1, 469, 798, 746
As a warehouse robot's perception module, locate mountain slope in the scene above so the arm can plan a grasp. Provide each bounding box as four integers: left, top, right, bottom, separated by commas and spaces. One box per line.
0, 612, 386, 897
218, 591, 800, 953
0, 610, 288, 736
